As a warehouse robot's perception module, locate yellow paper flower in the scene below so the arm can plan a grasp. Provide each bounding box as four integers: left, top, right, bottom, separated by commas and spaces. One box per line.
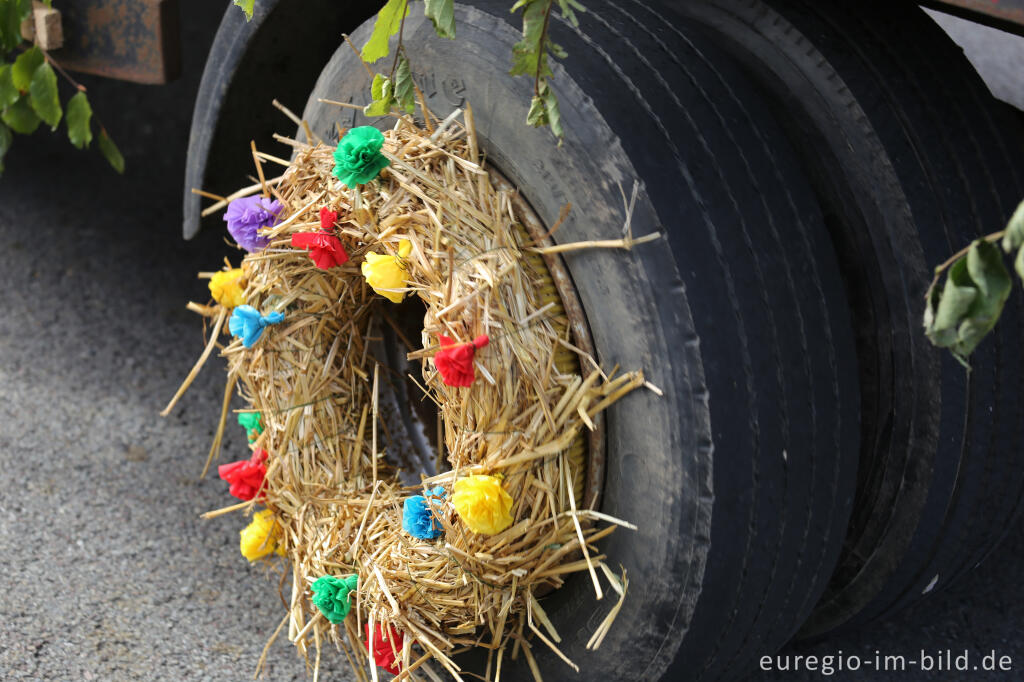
361, 239, 412, 303
452, 475, 514, 535
209, 268, 246, 308
239, 509, 286, 561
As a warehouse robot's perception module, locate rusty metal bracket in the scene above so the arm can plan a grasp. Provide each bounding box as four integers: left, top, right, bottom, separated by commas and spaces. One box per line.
50, 0, 181, 84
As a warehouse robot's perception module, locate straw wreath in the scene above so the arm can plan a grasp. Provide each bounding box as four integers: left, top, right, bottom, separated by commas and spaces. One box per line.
169, 105, 654, 681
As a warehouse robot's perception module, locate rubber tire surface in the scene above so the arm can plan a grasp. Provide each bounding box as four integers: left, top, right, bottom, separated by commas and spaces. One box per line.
670, 0, 1024, 639
302, 2, 860, 680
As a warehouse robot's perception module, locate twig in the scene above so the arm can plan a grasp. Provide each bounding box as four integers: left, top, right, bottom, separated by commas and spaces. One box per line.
343, 33, 375, 80
191, 188, 227, 202
161, 307, 227, 416
390, 4, 410, 79
40, 48, 85, 92
251, 140, 269, 197
533, 1, 556, 97
530, 232, 662, 255
924, 229, 1008, 304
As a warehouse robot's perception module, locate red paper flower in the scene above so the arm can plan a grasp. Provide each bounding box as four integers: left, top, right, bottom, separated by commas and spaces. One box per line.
366, 622, 404, 674
291, 231, 349, 269
218, 449, 268, 501
291, 207, 348, 269
319, 206, 338, 231
434, 335, 489, 387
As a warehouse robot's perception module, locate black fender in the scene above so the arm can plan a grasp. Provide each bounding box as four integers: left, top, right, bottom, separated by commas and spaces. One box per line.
182, 0, 381, 238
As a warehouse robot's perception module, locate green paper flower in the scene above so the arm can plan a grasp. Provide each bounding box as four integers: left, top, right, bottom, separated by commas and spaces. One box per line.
311, 574, 358, 624
238, 411, 263, 442
332, 126, 390, 187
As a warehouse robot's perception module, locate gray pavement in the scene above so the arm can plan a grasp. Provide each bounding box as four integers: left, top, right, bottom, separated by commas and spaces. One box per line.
0, 3, 1022, 681
0, 4, 350, 680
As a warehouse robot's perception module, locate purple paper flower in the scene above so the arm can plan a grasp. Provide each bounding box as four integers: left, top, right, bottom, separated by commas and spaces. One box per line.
224, 196, 282, 252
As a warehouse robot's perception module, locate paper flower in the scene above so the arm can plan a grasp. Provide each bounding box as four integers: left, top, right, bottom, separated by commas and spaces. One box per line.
435, 335, 489, 387
239, 509, 285, 561
238, 411, 263, 442
224, 195, 282, 252
452, 475, 514, 535
229, 305, 284, 348
291, 232, 349, 269
218, 449, 268, 501
311, 574, 359, 624
402, 486, 446, 540
319, 206, 337, 230
366, 623, 404, 674
333, 126, 390, 187
208, 268, 246, 308
361, 239, 412, 303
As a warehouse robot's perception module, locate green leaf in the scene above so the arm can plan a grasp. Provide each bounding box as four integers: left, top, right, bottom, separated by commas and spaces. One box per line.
555, 0, 585, 27
0, 64, 19, 108
361, 0, 409, 64
12, 46, 43, 92
525, 80, 563, 141
924, 239, 1011, 360
424, 0, 455, 39
370, 72, 387, 102
0, 0, 31, 53
1, 94, 39, 133
363, 95, 392, 117
1000, 199, 1024, 254
97, 127, 124, 173
0, 121, 11, 176
28, 61, 60, 129
65, 91, 92, 148
957, 240, 1010, 353
363, 73, 395, 117
924, 275, 974, 351
510, 0, 552, 78
233, 0, 254, 21
1015, 244, 1024, 283
393, 53, 415, 114
526, 93, 546, 127
540, 82, 563, 141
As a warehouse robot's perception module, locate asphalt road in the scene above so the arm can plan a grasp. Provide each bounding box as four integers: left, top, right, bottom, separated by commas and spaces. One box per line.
0, 4, 1021, 681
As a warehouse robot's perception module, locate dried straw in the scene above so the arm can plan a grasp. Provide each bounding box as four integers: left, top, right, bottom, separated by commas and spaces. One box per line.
177, 109, 645, 681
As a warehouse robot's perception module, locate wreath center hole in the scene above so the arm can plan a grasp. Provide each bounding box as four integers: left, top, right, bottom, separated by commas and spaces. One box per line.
374, 296, 444, 485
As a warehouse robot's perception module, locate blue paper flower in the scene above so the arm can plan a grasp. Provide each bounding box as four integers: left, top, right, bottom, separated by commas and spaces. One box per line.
402, 486, 446, 540
229, 305, 284, 348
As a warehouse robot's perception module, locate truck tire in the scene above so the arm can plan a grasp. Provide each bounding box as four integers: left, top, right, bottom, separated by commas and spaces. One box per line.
670, 0, 1024, 641
301, 1, 860, 680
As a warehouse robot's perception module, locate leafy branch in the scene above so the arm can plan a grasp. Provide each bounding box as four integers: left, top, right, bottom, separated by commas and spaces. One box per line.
361, 0, 416, 116
232, 0, 582, 142
924, 199, 1024, 366
509, 0, 583, 142
0, 0, 123, 175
